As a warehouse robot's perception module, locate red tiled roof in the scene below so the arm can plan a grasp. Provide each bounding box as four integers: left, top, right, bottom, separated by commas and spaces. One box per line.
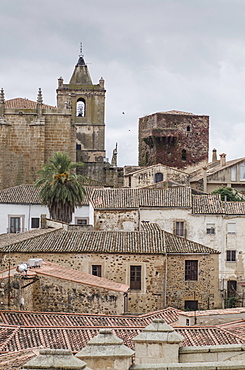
0, 307, 180, 328
5, 98, 56, 110
0, 227, 219, 254
0, 309, 244, 354
0, 184, 95, 205
0, 323, 243, 354
91, 187, 192, 209
0, 348, 38, 370
0, 261, 129, 293
193, 194, 245, 214
181, 307, 245, 318
32, 261, 129, 293
218, 320, 245, 341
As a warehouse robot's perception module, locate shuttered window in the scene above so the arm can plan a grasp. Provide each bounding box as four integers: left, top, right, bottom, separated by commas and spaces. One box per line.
130, 266, 141, 290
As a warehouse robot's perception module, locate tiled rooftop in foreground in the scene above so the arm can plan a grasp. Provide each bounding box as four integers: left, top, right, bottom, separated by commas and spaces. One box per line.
0, 308, 245, 355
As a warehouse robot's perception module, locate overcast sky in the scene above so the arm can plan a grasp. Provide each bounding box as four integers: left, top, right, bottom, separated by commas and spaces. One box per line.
1, 0, 245, 166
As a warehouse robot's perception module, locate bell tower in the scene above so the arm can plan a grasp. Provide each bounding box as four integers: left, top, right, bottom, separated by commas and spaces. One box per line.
57, 45, 106, 166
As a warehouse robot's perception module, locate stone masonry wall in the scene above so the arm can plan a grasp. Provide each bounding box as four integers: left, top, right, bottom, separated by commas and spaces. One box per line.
0, 109, 76, 190
0, 112, 45, 189
0, 273, 124, 314
0, 252, 167, 314
167, 254, 221, 310
139, 112, 209, 169
0, 252, 222, 312
32, 275, 125, 314
128, 164, 189, 188
94, 210, 139, 231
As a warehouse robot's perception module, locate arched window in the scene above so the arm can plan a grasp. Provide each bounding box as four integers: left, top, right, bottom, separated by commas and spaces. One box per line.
182, 149, 187, 161
76, 98, 86, 117
154, 172, 163, 183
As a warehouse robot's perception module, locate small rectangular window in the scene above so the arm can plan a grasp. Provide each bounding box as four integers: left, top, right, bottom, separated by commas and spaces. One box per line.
31, 218, 40, 229
175, 221, 185, 237
130, 266, 141, 290
240, 163, 245, 181
10, 217, 21, 233
231, 167, 237, 181
226, 250, 236, 262
227, 222, 236, 234
227, 280, 237, 298
185, 260, 198, 281
185, 300, 198, 311
206, 223, 215, 234
91, 265, 102, 277
76, 218, 88, 225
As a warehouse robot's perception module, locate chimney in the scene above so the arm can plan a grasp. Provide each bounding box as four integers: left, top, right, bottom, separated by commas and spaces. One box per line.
212, 148, 217, 162
132, 318, 184, 365
76, 328, 134, 370
203, 167, 207, 193
220, 153, 226, 167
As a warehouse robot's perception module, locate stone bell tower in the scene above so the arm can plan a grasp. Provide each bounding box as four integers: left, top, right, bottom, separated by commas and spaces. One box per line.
56, 45, 106, 172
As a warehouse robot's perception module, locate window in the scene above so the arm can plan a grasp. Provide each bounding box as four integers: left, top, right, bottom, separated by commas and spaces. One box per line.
91, 265, 102, 277
185, 300, 198, 311
231, 167, 237, 181
227, 280, 237, 298
240, 162, 245, 181
76, 218, 88, 226
154, 172, 163, 183
10, 217, 21, 233
76, 98, 86, 117
206, 223, 215, 235
226, 250, 236, 262
31, 218, 40, 229
227, 222, 236, 234
175, 221, 185, 237
130, 266, 141, 290
76, 143, 81, 150
187, 125, 190, 132
181, 149, 187, 161
185, 260, 198, 281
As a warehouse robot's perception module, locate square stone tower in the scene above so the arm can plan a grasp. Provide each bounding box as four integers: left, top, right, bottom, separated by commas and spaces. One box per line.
56, 51, 106, 167
138, 110, 209, 169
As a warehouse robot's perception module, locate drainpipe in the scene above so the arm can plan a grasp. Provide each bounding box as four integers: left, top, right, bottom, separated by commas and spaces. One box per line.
164, 231, 167, 308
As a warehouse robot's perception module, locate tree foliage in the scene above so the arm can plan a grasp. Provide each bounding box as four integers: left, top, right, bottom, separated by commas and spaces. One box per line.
35, 152, 86, 223
211, 187, 244, 202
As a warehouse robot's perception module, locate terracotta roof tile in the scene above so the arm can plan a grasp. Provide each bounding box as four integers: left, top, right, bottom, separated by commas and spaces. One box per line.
177, 326, 244, 347
30, 261, 129, 293
218, 320, 245, 341
0, 184, 95, 205
0, 348, 38, 370
5, 98, 56, 110
0, 324, 243, 354
193, 194, 245, 214
0, 307, 180, 328
91, 188, 192, 209
0, 227, 219, 255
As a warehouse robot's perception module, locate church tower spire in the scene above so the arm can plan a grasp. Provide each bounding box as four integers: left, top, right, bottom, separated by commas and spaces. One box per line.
69, 43, 92, 85
56, 44, 106, 182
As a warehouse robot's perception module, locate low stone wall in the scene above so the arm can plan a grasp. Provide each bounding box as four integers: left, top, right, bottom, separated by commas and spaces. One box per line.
180, 344, 245, 363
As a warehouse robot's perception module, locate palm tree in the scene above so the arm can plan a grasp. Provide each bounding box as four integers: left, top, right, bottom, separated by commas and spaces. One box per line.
35, 152, 86, 223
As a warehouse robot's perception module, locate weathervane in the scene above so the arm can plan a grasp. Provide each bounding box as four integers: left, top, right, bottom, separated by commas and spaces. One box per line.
79, 42, 84, 58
